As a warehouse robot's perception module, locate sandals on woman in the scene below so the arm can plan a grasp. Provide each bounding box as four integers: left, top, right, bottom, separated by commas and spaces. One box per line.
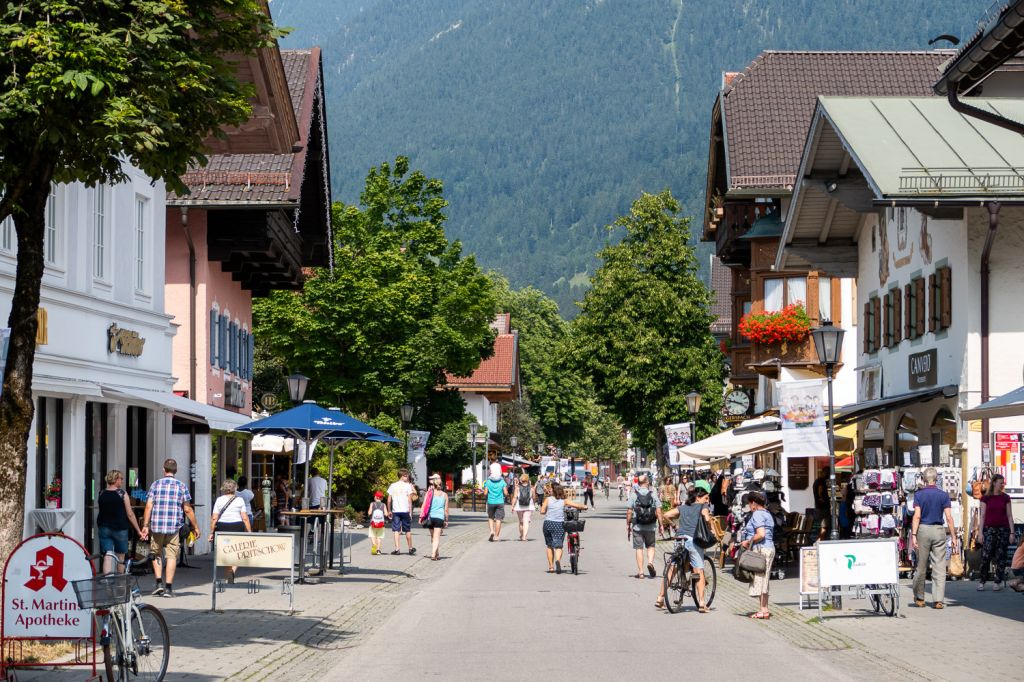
698, 605, 710, 613
749, 611, 771, 619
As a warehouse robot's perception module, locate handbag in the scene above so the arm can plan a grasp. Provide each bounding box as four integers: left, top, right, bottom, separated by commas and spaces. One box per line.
732, 548, 754, 583
419, 487, 434, 524
693, 514, 717, 549
736, 546, 768, 574
948, 551, 965, 578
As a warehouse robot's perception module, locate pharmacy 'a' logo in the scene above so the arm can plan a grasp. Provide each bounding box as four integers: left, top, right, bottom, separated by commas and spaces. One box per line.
25, 547, 67, 591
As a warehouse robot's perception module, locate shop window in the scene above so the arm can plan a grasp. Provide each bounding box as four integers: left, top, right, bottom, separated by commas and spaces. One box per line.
126, 406, 149, 494
35, 397, 64, 508
764, 276, 806, 311
84, 402, 109, 552
895, 412, 919, 466
930, 408, 956, 466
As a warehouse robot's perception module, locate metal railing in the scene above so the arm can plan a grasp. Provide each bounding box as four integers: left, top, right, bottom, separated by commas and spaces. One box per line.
898, 166, 1024, 194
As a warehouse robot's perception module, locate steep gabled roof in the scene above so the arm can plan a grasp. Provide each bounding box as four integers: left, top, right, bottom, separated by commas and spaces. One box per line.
445, 333, 518, 390
719, 51, 950, 191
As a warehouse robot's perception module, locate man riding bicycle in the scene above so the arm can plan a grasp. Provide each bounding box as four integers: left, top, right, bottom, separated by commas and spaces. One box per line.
655, 481, 714, 613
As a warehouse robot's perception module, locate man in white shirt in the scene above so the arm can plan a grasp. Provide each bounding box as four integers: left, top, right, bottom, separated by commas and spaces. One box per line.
387, 469, 416, 555
307, 468, 328, 510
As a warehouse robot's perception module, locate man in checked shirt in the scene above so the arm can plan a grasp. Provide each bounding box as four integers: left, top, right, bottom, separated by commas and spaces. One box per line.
141, 459, 199, 598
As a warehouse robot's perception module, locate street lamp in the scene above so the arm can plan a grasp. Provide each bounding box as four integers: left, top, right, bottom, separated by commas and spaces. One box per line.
287, 373, 309, 403
470, 422, 479, 512
811, 321, 845, 541
686, 390, 702, 445
401, 403, 414, 485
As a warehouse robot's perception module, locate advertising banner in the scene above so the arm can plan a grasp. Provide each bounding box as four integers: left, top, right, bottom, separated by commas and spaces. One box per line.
664, 422, 692, 466
214, 532, 294, 570
779, 379, 828, 458
407, 430, 430, 487
817, 538, 899, 587
3, 534, 93, 638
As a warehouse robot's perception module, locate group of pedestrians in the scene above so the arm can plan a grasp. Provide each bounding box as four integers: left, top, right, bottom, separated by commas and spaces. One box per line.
365, 468, 451, 559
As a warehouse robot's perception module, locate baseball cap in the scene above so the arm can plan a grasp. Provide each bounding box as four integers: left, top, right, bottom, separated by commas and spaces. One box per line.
373, 491, 383, 499
694, 480, 712, 494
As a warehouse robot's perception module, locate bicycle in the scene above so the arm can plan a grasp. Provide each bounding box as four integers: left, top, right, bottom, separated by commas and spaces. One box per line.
661, 541, 717, 613
564, 507, 586, 575
73, 553, 170, 681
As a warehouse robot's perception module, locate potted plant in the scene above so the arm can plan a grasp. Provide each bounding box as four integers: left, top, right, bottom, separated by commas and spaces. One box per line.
737, 303, 811, 352
44, 477, 62, 509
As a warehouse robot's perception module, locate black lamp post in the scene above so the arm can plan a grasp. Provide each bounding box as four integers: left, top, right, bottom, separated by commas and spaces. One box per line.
811, 321, 845, 542
286, 373, 309, 404
686, 391, 702, 444
401, 403, 414, 485
470, 422, 479, 512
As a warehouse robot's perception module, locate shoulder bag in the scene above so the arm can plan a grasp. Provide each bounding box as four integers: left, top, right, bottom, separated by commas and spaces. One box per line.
736, 545, 768, 574
693, 513, 718, 549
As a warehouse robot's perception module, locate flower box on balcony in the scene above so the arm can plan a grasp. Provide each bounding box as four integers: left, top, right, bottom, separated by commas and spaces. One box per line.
738, 304, 811, 345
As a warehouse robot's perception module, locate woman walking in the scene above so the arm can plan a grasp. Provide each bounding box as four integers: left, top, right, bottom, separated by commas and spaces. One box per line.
976, 474, 1016, 591
539, 482, 586, 574
512, 473, 535, 540
740, 491, 775, 619
655, 485, 714, 612
209, 479, 252, 582
419, 473, 449, 560
97, 470, 144, 574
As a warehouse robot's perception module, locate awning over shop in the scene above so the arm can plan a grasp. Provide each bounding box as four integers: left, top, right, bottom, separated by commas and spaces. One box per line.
961, 385, 1024, 420
832, 385, 957, 427
101, 385, 250, 432
679, 425, 782, 462
499, 454, 539, 468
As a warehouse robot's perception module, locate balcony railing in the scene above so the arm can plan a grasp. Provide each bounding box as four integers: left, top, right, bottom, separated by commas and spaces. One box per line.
748, 334, 819, 371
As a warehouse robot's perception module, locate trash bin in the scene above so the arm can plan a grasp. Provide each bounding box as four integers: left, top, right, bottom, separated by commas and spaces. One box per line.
277, 525, 302, 566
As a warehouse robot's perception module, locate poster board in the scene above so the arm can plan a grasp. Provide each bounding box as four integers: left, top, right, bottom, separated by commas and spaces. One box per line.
2, 534, 94, 639
817, 538, 898, 588
214, 532, 294, 569
799, 546, 819, 595
787, 458, 809, 490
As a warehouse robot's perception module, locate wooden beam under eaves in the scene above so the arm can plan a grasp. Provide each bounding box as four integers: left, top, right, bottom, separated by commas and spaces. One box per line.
819, 198, 838, 244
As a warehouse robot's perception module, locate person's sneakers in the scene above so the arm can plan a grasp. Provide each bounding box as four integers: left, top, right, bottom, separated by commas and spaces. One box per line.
390, 550, 401, 555
977, 583, 986, 591
409, 547, 417, 555
488, 534, 494, 542
151, 586, 165, 597
993, 582, 1004, 592
555, 561, 562, 575
647, 563, 656, 578
162, 590, 174, 599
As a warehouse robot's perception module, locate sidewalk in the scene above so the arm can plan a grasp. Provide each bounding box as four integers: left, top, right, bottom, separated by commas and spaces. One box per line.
16, 511, 490, 681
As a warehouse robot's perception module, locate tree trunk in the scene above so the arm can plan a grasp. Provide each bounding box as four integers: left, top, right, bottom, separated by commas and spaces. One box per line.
0, 173, 52, 562
654, 425, 668, 481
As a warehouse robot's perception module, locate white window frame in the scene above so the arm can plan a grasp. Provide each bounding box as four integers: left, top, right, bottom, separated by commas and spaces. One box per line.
134, 195, 149, 295
44, 183, 61, 268
0, 213, 14, 255
93, 184, 110, 283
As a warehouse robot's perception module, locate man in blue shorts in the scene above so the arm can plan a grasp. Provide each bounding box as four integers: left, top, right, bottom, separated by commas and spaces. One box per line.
387, 469, 417, 555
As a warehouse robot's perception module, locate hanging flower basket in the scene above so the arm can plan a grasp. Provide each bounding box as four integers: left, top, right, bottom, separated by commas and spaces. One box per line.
43, 477, 62, 508
738, 303, 811, 344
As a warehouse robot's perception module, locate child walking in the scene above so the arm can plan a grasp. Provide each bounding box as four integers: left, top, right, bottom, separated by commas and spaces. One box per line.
368, 491, 388, 555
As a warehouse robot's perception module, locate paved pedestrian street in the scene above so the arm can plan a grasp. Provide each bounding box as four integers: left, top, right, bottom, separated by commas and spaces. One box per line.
18, 500, 1020, 682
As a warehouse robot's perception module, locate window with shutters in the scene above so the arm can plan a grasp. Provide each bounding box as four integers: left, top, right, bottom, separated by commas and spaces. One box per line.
864, 296, 882, 354
209, 310, 220, 367
218, 314, 228, 370
936, 266, 951, 330
913, 277, 926, 337
883, 291, 893, 347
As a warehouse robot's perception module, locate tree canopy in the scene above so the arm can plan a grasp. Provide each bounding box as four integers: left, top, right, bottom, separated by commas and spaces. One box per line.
572, 190, 725, 473
253, 157, 498, 414
0, 0, 279, 561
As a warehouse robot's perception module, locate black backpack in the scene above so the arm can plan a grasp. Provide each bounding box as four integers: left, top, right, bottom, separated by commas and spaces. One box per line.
634, 491, 657, 525
518, 484, 532, 506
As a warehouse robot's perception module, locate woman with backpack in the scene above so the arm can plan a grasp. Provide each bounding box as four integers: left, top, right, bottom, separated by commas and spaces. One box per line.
367, 491, 388, 556
512, 473, 535, 541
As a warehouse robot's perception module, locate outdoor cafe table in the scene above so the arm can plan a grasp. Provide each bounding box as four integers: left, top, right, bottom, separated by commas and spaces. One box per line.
280, 510, 333, 583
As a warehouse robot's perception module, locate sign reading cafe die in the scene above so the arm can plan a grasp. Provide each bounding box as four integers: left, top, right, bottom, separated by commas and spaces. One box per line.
108, 323, 145, 357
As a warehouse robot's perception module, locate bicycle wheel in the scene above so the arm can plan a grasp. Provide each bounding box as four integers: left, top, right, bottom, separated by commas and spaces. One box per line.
102, 613, 125, 682
869, 586, 895, 617
663, 561, 686, 614
130, 604, 170, 680
691, 557, 717, 609
569, 535, 579, 574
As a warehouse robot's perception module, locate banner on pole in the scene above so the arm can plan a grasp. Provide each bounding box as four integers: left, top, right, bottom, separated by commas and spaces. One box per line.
407, 430, 430, 486
779, 379, 828, 458
665, 422, 693, 466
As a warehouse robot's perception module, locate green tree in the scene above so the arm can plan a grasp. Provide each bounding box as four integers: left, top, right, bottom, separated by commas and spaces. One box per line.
253, 157, 498, 414
491, 275, 589, 445
0, 1, 278, 559
496, 397, 545, 458
572, 190, 725, 476
408, 389, 473, 482
567, 398, 628, 469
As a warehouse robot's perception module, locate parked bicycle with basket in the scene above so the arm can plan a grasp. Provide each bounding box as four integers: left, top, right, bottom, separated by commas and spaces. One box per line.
73, 552, 170, 681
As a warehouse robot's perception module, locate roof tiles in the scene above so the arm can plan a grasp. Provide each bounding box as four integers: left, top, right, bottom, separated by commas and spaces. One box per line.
445, 334, 517, 389
722, 51, 950, 188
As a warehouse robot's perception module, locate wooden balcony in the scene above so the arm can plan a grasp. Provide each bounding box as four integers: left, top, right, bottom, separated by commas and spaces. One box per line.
747, 335, 822, 376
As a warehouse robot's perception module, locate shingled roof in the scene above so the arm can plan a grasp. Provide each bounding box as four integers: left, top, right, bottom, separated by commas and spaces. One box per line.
720, 51, 950, 191
171, 50, 319, 206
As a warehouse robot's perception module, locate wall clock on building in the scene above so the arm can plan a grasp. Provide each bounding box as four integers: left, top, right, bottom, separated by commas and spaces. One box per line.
725, 389, 750, 416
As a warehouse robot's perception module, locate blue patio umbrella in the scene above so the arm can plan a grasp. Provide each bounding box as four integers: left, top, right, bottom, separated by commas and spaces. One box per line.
238, 401, 399, 507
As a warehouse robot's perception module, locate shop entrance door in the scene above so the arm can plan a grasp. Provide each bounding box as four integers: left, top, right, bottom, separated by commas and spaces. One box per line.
84, 402, 109, 553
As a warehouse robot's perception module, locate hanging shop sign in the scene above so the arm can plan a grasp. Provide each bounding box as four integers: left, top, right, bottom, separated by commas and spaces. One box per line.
664, 422, 693, 466
2, 534, 93, 638
107, 324, 145, 357
787, 457, 809, 490
908, 349, 937, 389
779, 379, 827, 458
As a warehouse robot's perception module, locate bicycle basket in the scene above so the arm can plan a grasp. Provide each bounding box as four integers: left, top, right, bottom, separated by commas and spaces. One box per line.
564, 519, 586, 533
72, 573, 133, 610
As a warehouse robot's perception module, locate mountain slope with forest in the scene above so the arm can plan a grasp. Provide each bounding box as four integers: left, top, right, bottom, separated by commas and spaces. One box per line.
272, 0, 987, 314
